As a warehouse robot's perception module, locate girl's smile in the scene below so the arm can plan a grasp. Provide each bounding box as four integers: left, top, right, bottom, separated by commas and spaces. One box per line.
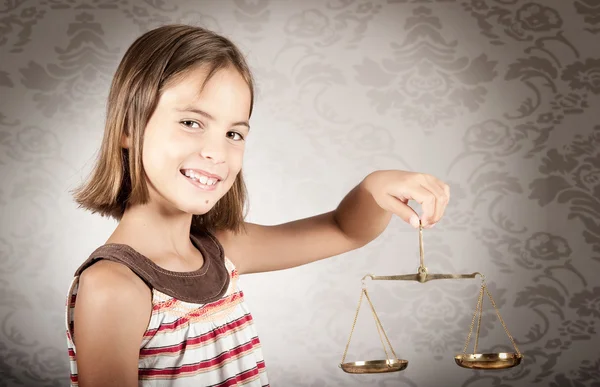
181, 168, 222, 191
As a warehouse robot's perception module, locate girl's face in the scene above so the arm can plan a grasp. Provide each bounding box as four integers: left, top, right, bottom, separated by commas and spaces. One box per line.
141, 65, 251, 215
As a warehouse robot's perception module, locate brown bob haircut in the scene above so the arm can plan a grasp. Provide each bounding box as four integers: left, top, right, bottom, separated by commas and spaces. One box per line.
72, 24, 253, 234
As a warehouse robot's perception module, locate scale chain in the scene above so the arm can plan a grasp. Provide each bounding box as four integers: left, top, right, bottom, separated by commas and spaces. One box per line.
341, 289, 364, 365
341, 287, 399, 366
462, 282, 522, 357
484, 286, 522, 356
367, 293, 392, 362
364, 289, 399, 361
474, 284, 484, 354
462, 284, 485, 356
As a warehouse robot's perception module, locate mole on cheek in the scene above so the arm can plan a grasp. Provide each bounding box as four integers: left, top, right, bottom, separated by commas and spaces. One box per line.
205, 200, 209, 204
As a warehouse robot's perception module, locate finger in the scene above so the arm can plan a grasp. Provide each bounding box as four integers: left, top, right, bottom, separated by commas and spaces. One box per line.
382, 193, 420, 228
388, 185, 437, 228
424, 176, 450, 226
427, 175, 451, 200
443, 182, 450, 200
439, 182, 451, 220
420, 185, 442, 227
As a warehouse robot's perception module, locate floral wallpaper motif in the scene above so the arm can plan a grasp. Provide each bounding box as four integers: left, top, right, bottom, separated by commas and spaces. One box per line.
0, 1, 598, 386
356, 6, 498, 129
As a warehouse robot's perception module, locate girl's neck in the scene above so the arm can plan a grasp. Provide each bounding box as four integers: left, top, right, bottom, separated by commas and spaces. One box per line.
107, 201, 198, 262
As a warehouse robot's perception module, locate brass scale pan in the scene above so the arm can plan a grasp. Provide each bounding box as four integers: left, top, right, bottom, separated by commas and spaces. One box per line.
339, 222, 523, 373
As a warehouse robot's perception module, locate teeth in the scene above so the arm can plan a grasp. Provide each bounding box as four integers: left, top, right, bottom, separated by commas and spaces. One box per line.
182, 170, 219, 186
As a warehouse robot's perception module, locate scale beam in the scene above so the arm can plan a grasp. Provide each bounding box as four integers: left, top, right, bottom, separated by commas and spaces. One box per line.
363, 271, 482, 283
362, 222, 483, 283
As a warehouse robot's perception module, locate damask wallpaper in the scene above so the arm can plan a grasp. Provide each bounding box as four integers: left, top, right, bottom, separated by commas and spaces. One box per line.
0, 0, 599, 386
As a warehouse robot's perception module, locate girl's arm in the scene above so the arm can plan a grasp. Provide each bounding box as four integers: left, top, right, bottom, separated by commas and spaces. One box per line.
73, 260, 152, 386
216, 170, 449, 275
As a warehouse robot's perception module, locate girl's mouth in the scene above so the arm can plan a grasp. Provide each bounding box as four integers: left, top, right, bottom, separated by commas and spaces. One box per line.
180, 169, 220, 191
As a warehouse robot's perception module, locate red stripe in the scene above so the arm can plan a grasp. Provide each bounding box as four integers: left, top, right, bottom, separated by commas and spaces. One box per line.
140, 313, 253, 357
139, 336, 261, 377
67, 345, 265, 379
210, 366, 260, 387
145, 291, 244, 337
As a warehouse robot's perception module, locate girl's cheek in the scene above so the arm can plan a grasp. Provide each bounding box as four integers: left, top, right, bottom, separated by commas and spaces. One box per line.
233, 151, 245, 166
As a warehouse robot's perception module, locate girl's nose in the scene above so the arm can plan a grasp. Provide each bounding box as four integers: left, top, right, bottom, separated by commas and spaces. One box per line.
198, 135, 226, 164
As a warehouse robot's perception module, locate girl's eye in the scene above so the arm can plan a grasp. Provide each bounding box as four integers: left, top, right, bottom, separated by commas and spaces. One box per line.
227, 131, 245, 141
181, 120, 202, 129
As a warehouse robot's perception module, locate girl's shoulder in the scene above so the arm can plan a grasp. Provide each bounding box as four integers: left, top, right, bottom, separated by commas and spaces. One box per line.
77, 258, 152, 305
72, 255, 153, 324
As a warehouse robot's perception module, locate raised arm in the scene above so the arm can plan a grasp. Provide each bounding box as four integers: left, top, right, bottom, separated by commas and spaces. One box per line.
73, 260, 152, 387
216, 170, 450, 275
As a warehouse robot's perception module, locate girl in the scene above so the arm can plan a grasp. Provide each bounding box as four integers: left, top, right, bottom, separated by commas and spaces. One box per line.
65, 24, 449, 387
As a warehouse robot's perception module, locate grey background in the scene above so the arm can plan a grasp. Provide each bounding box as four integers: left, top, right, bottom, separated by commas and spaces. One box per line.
1, 0, 599, 386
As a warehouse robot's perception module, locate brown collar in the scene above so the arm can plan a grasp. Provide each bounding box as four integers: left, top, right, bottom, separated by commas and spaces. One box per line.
74, 231, 230, 304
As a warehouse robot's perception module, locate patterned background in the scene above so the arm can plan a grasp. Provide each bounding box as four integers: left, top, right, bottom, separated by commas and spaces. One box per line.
1, 0, 599, 386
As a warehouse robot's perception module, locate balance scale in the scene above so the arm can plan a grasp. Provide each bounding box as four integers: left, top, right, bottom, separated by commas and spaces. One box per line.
339, 221, 523, 373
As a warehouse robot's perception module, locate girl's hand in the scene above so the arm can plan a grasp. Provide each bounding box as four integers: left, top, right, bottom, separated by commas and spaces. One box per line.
363, 170, 450, 229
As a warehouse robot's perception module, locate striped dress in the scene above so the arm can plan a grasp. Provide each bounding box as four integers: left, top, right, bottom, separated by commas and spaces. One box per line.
65, 231, 269, 386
